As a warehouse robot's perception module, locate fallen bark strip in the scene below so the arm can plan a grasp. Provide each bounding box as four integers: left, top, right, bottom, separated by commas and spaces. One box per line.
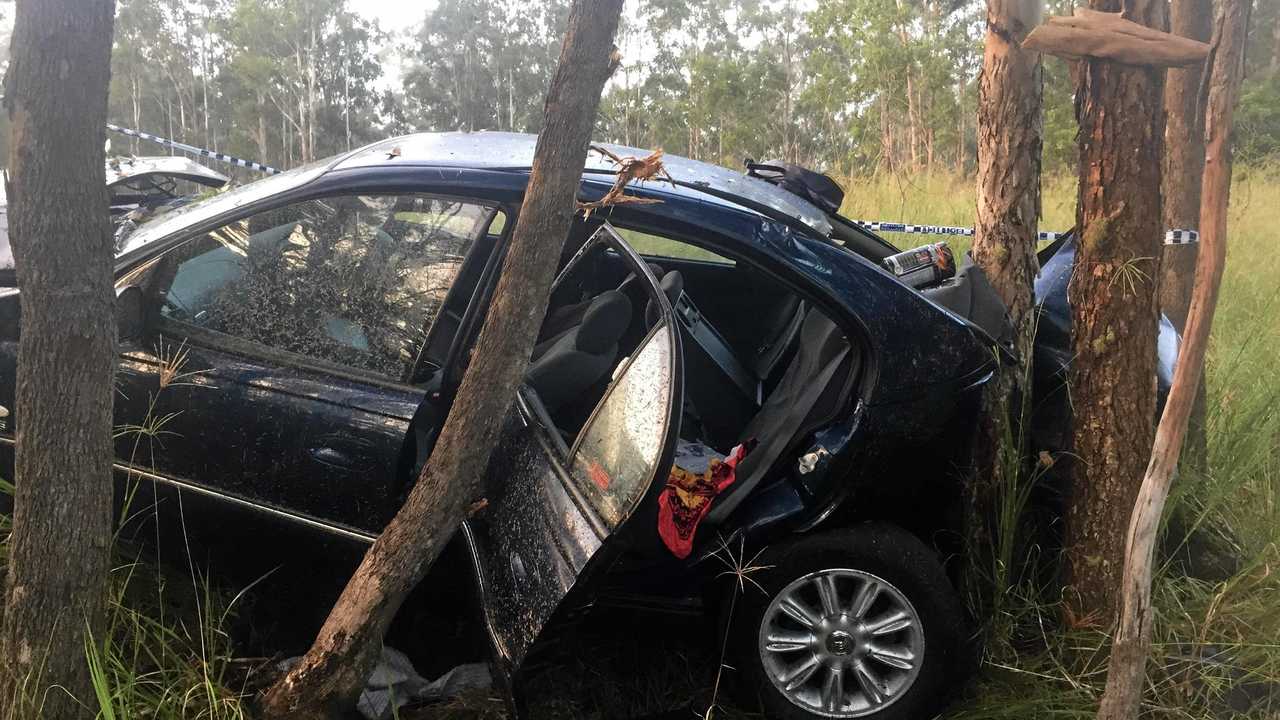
1024, 7, 1210, 66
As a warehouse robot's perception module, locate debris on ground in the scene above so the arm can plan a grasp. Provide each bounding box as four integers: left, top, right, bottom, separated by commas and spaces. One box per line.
278, 647, 491, 720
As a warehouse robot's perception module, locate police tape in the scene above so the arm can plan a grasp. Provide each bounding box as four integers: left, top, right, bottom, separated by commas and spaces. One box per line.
106, 124, 281, 175
853, 220, 1198, 245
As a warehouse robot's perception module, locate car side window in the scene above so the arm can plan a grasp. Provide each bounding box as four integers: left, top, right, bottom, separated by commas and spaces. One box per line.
614, 227, 734, 265
154, 194, 493, 380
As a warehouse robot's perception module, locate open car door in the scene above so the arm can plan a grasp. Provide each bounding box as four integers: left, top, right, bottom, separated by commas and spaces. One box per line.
461, 223, 683, 706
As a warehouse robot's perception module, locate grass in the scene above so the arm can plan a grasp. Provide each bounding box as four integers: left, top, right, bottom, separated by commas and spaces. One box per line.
4, 165, 1278, 720
853, 164, 1280, 719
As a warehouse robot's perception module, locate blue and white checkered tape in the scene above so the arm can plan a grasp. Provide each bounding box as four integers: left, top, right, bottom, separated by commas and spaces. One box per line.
106, 123, 280, 175
853, 220, 1198, 245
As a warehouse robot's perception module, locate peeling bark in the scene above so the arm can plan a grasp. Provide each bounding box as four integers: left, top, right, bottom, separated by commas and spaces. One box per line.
968, 0, 1044, 608
1062, 0, 1166, 621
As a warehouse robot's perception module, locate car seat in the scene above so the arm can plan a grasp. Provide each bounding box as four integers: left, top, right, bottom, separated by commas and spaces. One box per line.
527, 290, 633, 413
705, 308, 855, 523
655, 270, 762, 450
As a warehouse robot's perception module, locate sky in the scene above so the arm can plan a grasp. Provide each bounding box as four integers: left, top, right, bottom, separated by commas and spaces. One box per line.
352, 0, 435, 37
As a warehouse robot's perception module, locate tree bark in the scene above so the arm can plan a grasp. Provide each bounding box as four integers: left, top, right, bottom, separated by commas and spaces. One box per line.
257, 1, 624, 717
1161, 0, 1213, 471
1063, 0, 1166, 621
968, 0, 1043, 612
1095, 1, 1248, 716
1272, 9, 1279, 75
0, 1, 118, 718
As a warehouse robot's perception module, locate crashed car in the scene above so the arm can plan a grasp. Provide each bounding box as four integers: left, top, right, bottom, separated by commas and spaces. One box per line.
0, 133, 1175, 720
106, 155, 230, 214
0, 155, 229, 274
106, 155, 230, 247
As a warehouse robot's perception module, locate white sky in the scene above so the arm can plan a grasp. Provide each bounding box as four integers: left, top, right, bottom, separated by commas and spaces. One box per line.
351, 0, 434, 37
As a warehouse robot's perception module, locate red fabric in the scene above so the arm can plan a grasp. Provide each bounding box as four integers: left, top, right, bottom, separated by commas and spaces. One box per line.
657, 441, 752, 559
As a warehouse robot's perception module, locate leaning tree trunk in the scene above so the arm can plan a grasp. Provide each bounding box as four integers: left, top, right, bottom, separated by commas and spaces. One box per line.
1095, 1, 1249, 716
0, 1, 118, 718
967, 0, 1043, 612
258, 1, 624, 717
1160, 0, 1213, 471
1063, 0, 1167, 620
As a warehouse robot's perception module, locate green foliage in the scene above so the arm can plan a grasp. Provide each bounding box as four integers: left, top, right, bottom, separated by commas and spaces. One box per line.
398, 0, 570, 134
109, 0, 387, 168
1237, 76, 1280, 165
85, 558, 256, 720
90, 0, 1279, 176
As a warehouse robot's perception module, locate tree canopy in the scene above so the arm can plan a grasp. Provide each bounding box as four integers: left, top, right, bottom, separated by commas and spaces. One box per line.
0, 0, 1276, 174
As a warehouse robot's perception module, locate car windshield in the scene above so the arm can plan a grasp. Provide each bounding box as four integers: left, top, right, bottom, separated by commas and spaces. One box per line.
116, 155, 333, 258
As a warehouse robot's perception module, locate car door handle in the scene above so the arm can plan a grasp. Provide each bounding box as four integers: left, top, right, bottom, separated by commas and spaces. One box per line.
308, 446, 355, 469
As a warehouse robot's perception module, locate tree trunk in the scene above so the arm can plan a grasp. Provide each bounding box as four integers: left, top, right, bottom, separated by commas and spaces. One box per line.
1095, 2, 1248, 717
968, 0, 1044, 613
0, 1, 117, 718
1063, 0, 1166, 621
256, 90, 270, 164
1272, 10, 1279, 75
257, 1, 624, 717
906, 70, 921, 169
1161, 0, 1213, 471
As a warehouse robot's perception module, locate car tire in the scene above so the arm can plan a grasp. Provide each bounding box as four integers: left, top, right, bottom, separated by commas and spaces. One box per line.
729, 523, 967, 720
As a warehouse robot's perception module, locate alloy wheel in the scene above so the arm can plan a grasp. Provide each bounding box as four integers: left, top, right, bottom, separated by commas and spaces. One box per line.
757, 568, 925, 717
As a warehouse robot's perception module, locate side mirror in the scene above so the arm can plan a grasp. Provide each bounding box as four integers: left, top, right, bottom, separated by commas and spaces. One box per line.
116, 285, 145, 341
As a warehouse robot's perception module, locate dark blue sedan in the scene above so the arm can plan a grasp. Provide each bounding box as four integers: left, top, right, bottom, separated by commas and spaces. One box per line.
0, 132, 1175, 720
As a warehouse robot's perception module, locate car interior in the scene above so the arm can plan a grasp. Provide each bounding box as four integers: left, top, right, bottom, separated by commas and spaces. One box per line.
529, 221, 860, 524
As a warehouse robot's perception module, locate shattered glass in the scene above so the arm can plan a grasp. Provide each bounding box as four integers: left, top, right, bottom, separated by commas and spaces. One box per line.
117, 156, 331, 257
471, 326, 676, 677
570, 327, 673, 528
154, 194, 491, 380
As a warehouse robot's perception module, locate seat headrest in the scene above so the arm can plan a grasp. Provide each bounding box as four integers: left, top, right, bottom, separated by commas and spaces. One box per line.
646, 271, 685, 326
576, 290, 632, 355
660, 270, 684, 305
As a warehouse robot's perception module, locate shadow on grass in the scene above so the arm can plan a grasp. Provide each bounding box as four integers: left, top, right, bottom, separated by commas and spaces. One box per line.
405, 606, 761, 720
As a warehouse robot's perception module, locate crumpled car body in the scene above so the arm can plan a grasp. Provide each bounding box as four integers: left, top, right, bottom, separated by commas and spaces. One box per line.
0, 133, 1177, 718
0, 156, 229, 282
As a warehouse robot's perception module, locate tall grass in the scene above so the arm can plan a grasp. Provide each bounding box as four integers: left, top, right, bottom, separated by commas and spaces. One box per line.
83, 555, 258, 720
847, 165, 1280, 718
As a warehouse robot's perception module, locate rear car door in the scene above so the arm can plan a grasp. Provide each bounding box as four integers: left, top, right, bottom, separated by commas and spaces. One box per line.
462, 224, 683, 694
115, 193, 502, 534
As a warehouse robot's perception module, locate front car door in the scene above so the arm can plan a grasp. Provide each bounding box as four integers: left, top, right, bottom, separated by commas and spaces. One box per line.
463, 224, 683, 700
114, 192, 504, 535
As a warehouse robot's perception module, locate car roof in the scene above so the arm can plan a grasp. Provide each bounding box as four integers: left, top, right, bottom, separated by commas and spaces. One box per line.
116, 132, 839, 259
330, 132, 835, 237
